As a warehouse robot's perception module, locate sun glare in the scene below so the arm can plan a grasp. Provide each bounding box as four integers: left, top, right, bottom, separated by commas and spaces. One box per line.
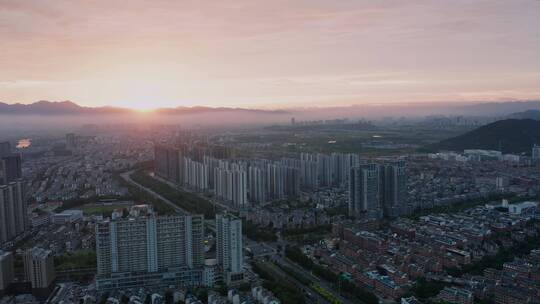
134, 107, 155, 113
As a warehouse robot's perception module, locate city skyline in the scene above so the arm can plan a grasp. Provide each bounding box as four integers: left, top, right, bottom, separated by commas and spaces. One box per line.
1, 1, 540, 110
1, 1, 540, 303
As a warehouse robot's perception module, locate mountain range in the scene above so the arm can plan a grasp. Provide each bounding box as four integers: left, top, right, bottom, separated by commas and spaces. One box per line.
0, 100, 289, 115
507, 109, 540, 120
2, 100, 540, 117
429, 119, 540, 154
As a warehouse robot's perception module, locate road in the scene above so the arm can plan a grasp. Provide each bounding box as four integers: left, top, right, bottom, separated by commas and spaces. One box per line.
120, 170, 188, 214
275, 256, 354, 304
261, 261, 330, 304
123, 170, 352, 303
151, 172, 235, 213
269, 232, 355, 304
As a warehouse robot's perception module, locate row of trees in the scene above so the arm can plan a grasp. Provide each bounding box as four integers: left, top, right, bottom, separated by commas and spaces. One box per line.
285, 246, 378, 304
243, 220, 278, 242
131, 170, 217, 218
251, 262, 306, 304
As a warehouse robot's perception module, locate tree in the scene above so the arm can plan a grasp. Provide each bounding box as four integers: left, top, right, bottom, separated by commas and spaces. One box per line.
144, 294, 152, 304
165, 290, 173, 304
99, 293, 110, 304
196, 289, 208, 301
120, 294, 129, 304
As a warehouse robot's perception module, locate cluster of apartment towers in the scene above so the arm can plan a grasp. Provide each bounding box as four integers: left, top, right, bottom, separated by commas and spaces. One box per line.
95, 210, 243, 291
1, 142, 53, 299
0, 141, 26, 245
154, 143, 408, 219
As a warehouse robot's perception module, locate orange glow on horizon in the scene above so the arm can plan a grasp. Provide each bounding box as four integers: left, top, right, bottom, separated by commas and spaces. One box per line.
1, 1, 539, 108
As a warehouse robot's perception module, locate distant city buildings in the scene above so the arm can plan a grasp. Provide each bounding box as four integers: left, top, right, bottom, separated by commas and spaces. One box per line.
533, 144, 540, 163
300, 152, 360, 189
214, 164, 247, 208
155, 143, 375, 209
247, 166, 266, 204
349, 163, 381, 219
349, 161, 408, 219
65, 133, 76, 150
154, 144, 186, 185
429, 148, 538, 165
155, 143, 314, 207
380, 161, 408, 217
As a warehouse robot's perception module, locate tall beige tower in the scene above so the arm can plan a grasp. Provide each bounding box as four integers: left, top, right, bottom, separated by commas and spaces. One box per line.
24, 247, 56, 291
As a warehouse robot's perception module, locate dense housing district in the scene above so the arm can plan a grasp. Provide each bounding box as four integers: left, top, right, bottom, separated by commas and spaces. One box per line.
1, 123, 540, 304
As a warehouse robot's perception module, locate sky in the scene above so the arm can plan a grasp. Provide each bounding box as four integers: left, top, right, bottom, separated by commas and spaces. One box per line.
1, 0, 540, 110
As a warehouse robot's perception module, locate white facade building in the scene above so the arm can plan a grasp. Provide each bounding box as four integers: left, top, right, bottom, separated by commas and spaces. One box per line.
216, 214, 244, 285
95, 214, 205, 290
508, 201, 538, 215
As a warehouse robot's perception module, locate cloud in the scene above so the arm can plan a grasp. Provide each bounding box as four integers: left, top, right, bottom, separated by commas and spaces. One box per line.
0, 0, 539, 107
0, 80, 67, 88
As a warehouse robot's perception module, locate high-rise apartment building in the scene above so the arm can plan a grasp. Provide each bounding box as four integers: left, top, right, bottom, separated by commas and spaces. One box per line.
0, 154, 22, 185
248, 166, 266, 204
0, 251, 14, 295
95, 214, 204, 290
299, 152, 359, 189
214, 165, 247, 208
533, 144, 540, 163
154, 144, 187, 185
283, 166, 300, 198
0, 144, 26, 246
317, 153, 332, 187
266, 163, 284, 201
0, 181, 27, 244
65, 133, 76, 150
204, 156, 221, 189
216, 214, 244, 285
349, 164, 381, 219
232, 168, 247, 208
184, 158, 209, 191
0, 142, 10, 157
379, 161, 408, 217
190, 144, 233, 161
337, 153, 360, 187
300, 154, 318, 190
23, 247, 55, 296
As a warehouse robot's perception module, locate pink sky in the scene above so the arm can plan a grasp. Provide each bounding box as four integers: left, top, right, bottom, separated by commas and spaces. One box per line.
1, 0, 540, 109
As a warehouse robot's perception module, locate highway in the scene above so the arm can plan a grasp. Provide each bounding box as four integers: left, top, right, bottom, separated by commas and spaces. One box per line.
258, 260, 330, 304
151, 173, 234, 213
123, 170, 354, 303
120, 170, 188, 214
270, 233, 355, 304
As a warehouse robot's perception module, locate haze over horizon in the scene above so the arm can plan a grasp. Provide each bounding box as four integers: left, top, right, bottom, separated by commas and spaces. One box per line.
1, 0, 540, 110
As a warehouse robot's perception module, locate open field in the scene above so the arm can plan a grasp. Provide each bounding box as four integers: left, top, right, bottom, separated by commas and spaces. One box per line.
81, 203, 132, 216
233, 124, 473, 157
